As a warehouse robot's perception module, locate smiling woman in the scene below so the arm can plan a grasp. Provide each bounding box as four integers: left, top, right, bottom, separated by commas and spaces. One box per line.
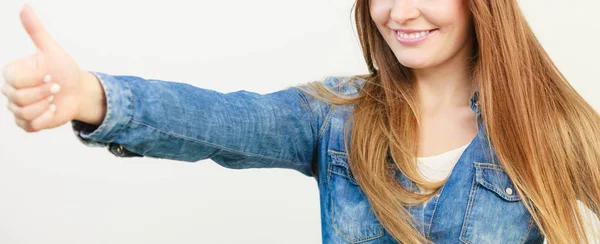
0, 0, 599, 243
296, 0, 600, 243
370, 0, 474, 68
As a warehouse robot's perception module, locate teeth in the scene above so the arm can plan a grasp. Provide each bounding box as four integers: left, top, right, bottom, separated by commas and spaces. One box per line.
397, 30, 430, 39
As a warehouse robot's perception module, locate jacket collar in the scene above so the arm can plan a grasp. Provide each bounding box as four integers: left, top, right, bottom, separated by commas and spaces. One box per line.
469, 88, 480, 115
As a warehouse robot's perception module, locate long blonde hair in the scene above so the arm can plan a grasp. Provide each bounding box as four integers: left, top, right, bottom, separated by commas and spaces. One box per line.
296, 0, 600, 243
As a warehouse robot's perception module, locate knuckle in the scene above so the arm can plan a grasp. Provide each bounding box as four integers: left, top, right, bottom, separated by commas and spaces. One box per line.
38, 84, 49, 98
18, 108, 34, 121
21, 119, 39, 132
14, 118, 28, 131
12, 91, 26, 106
16, 111, 27, 120
21, 111, 35, 121
33, 53, 45, 72
9, 73, 20, 87
1, 83, 12, 98
26, 126, 38, 133
28, 124, 40, 132
11, 104, 24, 119
22, 125, 33, 132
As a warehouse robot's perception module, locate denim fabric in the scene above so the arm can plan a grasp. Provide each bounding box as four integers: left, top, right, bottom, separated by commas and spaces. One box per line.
71, 72, 545, 243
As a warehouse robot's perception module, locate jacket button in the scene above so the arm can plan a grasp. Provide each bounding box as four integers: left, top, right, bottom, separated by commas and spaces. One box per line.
117, 145, 124, 154
505, 187, 513, 195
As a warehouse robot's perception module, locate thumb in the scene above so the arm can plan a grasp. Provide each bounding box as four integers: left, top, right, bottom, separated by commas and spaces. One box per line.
20, 4, 55, 52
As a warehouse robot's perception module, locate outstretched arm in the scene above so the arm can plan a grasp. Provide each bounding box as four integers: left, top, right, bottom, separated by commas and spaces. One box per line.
71, 71, 322, 177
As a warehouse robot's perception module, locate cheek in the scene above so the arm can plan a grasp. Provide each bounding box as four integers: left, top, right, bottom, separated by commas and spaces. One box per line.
421, 0, 471, 29
369, 3, 389, 25
422, 11, 471, 47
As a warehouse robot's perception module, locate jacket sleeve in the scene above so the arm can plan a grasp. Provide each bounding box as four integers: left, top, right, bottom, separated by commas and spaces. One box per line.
71, 71, 328, 177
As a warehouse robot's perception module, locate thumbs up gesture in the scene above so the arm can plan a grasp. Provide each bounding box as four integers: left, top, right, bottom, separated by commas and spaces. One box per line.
2, 4, 90, 132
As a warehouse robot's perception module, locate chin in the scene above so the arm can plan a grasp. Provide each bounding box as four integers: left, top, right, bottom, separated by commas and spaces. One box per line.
397, 56, 435, 69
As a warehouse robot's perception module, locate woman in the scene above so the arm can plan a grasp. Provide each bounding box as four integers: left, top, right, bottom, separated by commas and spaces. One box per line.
2, 1, 599, 243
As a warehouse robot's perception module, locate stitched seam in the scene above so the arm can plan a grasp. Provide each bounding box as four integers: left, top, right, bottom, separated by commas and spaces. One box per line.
101, 73, 114, 140
332, 223, 384, 243
328, 164, 350, 241
328, 157, 384, 243
328, 151, 348, 166
459, 166, 479, 244
426, 184, 446, 238
521, 216, 534, 244
294, 88, 319, 179
129, 119, 303, 167
475, 163, 521, 201
328, 149, 347, 155
294, 88, 318, 142
329, 169, 365, 196
81, 72, 133, 147
328, 162, 334, 233
318, 105, 337, 140
329, 170, 351, 179
332, 221, 384, 244
477, 179, 520, 201
113, 79, 135, 143
474, 162, 504, 171
328, 151, 358, 185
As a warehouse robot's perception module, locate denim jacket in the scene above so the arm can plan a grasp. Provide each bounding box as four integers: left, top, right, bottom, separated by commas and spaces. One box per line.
71, 72, 545, 243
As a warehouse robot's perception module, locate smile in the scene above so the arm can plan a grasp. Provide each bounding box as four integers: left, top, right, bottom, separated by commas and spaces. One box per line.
395, 29, 438, 46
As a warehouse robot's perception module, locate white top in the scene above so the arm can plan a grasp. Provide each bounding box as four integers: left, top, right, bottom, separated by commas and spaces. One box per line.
415, 142, 470, 193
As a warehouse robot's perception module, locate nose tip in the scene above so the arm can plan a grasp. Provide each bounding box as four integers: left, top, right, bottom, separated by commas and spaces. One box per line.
390, 2, 420, 23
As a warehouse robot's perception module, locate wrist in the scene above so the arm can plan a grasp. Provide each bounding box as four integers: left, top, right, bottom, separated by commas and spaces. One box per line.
74, 70, 107, 126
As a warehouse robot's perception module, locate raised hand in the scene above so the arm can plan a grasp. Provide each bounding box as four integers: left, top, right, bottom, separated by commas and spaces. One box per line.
1, 4, 89, 132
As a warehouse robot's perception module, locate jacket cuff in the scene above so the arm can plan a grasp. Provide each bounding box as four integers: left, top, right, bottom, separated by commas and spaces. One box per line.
70, 71, 134, 147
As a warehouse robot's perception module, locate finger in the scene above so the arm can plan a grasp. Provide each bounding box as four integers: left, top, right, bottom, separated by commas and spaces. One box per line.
7, 96, 53, 121
20, 4, 56, 52
14, 117, 38, 133
3, 53, 49, 89
8, 82, 58, 107
1, 83, 17, 101
29, 107, 56, 131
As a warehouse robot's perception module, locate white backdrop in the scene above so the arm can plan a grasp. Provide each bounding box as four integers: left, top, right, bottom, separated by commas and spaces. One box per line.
0, 0, 598, 243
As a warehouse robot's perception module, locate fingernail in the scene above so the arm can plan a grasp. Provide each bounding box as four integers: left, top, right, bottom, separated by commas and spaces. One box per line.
50, 83, 61, 94
43, 74, 52, 83
49, 104, 56, 112
48, 95, 54, 102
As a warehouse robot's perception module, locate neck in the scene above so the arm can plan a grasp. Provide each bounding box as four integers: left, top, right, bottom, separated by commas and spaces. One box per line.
413, 42, 475, 113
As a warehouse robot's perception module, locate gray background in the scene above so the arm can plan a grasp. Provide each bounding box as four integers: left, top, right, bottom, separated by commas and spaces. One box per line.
0, 0, 598, 243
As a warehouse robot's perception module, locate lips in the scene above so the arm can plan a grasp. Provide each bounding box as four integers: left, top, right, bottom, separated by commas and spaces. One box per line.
397, 30, 428, 39
394, 28, 438, 45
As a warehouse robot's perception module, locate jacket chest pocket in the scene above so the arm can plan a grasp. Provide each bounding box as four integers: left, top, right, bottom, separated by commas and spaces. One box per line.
460, 162, 534, 244
327, 150, 385, 243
